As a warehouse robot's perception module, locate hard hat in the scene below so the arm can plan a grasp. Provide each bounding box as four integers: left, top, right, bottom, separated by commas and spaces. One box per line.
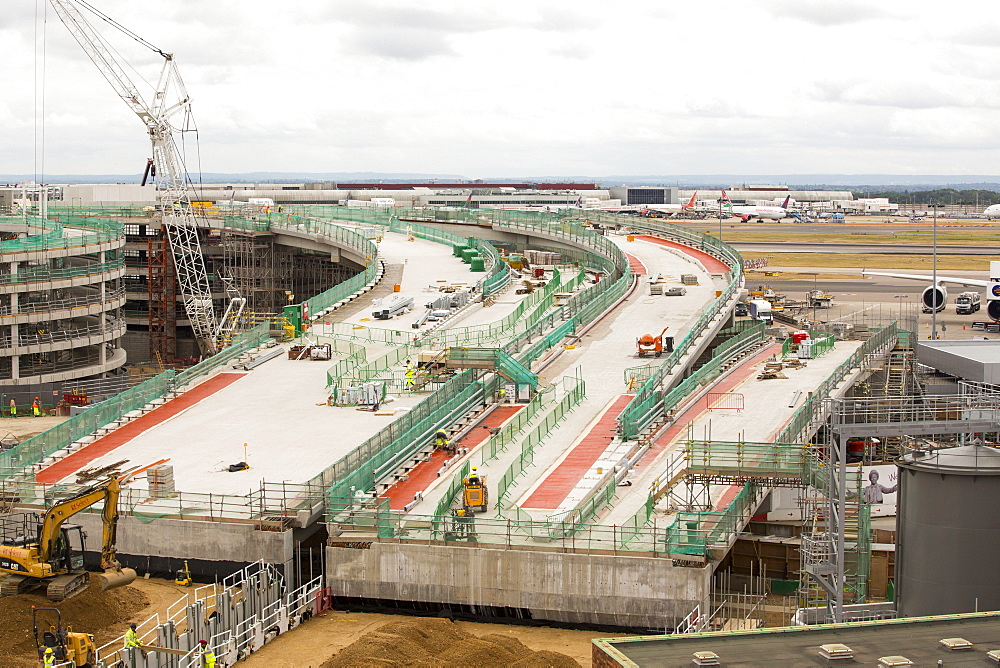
200, 640, 207, 645
472, 467, 478, 472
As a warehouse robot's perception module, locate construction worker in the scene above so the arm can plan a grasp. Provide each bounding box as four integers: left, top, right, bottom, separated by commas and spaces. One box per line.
32, 397, 41, 417
9, 399, 15, 417
41, 645, 55, 667
434, 429, 450, 451
405, 368, 415, 390
467, 466, 481, 485
198, 640, 216, 668
498, 387, 507, 403
124, 623, 141, 649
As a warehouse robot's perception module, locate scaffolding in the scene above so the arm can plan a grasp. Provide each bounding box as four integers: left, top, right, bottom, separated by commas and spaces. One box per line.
147, 232, 177, 361
222, 231, 278, 315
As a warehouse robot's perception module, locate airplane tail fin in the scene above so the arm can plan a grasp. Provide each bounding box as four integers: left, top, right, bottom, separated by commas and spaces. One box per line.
781, 195, 790, 209
684, 192, 697, 208
720, 190, 732, 206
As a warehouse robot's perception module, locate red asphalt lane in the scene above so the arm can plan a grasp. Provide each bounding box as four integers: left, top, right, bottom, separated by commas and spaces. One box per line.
642, 343, 782, 466
520, 394, 633, 510
626, 342, 780, 510
35, 372, 247, 484
634, 235, 731, 274
382, 405, 523, 510
625, 253, 647, 276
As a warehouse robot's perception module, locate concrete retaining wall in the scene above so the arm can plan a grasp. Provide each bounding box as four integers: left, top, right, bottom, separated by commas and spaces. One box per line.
326, 540, 711, 629
75, 514, 295, 582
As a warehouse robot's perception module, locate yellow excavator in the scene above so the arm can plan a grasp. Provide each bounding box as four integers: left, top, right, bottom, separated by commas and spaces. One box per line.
0, 475, 137, 601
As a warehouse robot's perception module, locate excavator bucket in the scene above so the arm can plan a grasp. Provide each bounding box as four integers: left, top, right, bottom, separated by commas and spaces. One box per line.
98, 567, 137, 591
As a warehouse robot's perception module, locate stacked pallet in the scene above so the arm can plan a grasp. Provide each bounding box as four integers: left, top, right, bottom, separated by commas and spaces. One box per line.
148, 464, 175, 498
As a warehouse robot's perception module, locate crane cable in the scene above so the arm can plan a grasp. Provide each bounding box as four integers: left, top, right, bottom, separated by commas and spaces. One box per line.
73, 0, 168, 57
34, 0, 48, 187
70, 0, 208, 199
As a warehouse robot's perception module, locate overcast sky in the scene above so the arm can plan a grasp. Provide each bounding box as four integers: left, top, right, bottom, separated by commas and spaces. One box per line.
2, 0, 999, 179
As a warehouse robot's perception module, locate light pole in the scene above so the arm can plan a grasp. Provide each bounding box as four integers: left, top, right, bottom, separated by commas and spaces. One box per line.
718, 198, 723, 241
932, 201, 938, 340
812, 273, 819, 323
894, 294, 909, 325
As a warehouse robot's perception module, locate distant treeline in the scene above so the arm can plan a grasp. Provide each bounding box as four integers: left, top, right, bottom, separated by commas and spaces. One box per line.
855, 188, 1000, 206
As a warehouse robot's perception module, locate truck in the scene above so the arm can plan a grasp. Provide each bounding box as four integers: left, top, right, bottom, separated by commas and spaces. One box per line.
747, 299, 773, 324
955, 291, 981, 314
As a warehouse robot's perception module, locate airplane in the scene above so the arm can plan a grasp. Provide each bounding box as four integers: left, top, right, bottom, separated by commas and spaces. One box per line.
639, 192, 698, 217
862, 261, 1000, 321
721, 190, 791, 222
984, 204, 1000, 219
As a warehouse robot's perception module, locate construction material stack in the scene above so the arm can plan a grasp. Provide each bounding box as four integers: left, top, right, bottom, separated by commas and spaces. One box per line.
148, 464, 175, 498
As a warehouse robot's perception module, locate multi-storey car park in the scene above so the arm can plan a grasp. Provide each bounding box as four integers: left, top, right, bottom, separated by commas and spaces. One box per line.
0, 206, 127, 405
1, 202, 965, 665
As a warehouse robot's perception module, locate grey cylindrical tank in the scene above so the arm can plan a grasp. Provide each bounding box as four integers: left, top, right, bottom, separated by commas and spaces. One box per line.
896, 444, 1000, 617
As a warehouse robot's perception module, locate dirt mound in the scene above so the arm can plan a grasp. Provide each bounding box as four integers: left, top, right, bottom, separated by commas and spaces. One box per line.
322, 618, 580, 668
509, 649, 582, 667
0, 578, 148, 667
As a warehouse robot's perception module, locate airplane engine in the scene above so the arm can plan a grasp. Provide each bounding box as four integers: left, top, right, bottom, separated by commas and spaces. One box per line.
922, 284, 947, 312
988, 299, 1000, 322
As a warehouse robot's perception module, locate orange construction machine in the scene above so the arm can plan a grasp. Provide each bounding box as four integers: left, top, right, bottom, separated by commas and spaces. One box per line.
637, 327, 672, 357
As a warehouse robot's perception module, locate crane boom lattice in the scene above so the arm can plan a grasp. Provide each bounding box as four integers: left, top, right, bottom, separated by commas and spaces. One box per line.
48, 0, 219, 354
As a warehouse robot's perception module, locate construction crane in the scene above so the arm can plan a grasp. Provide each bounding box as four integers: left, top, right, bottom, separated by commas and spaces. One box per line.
48, 0, 220, 355
0, 475, 137, 601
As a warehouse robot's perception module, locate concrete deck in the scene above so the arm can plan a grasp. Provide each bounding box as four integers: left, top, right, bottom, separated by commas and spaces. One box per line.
38, 232, 534, 494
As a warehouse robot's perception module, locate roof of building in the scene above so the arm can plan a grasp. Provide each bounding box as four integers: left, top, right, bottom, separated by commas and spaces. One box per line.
594, 611, 1000, 667
916, 340, 1000, 384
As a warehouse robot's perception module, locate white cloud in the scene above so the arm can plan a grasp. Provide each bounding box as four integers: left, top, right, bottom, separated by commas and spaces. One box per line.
4, 0, 1000, 177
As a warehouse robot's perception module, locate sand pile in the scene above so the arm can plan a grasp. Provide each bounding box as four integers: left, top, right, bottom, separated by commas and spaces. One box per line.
323, 618, 580, 667
0, 579, 148, 667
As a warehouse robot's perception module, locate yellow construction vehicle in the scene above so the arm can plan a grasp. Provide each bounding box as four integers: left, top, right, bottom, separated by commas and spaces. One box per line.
32, 606, 96, 667
0, 475, 137, 601
462, 467, 488, 513
174, 560, 192, 587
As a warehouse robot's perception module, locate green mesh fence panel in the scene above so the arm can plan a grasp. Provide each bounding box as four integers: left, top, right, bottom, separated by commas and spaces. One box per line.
776, 324, 898, 445
0, 371, 176, 478
620, 321, 765, 440
320, 371, 494, 505
0, 213, 123, 253
479, 389, 552, 463
496, 376, 585, 505
0, 257, 126, 286
174, 322, 272, 389
432, 460, 472, 531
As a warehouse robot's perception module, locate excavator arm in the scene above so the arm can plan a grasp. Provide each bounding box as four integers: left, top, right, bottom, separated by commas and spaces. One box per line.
37, 476, 134, 590
37, 478, 120, 565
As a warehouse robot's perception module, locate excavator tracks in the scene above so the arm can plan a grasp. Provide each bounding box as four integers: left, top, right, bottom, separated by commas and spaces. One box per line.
46, 572, 90, 602
0, 573, 35, 596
